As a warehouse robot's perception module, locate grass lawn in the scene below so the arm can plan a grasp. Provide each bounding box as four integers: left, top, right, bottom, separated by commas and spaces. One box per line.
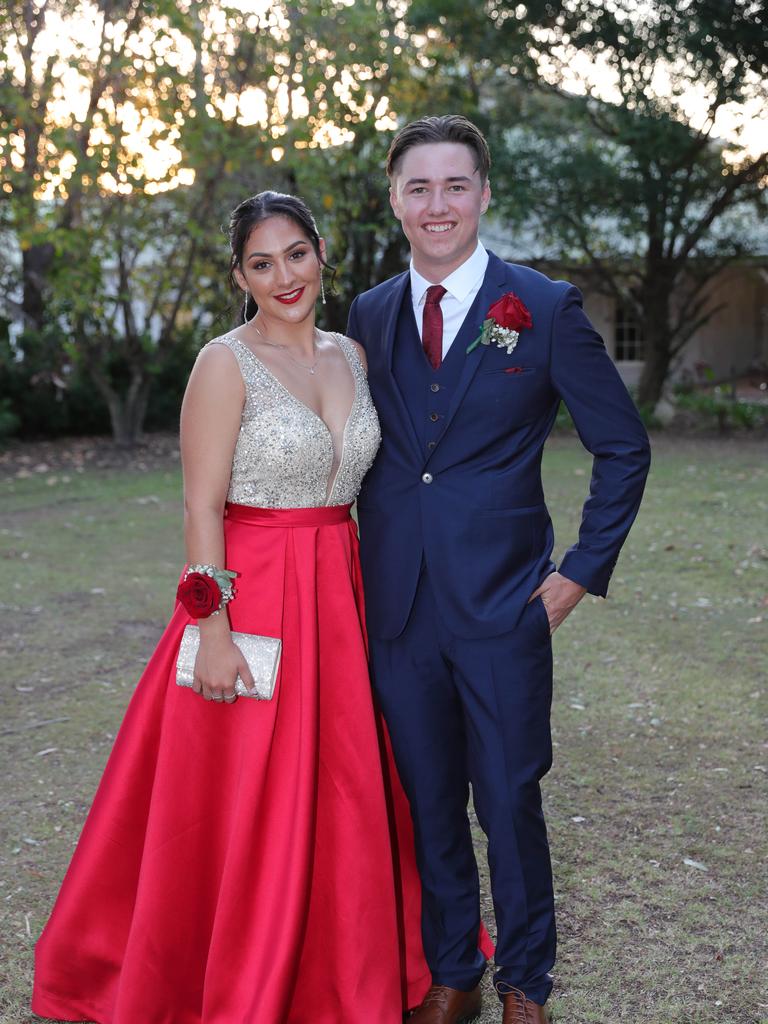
1, 434, 766, 1024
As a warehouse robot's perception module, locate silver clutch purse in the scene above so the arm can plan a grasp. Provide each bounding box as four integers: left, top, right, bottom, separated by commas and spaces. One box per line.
175, 624, 281, 699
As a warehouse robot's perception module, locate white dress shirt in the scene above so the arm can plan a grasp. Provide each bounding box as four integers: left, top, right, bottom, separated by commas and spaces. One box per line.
409, 243, 490, 359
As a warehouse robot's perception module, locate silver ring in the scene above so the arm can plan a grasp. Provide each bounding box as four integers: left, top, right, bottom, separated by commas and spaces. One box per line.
223, 695, 236, 703
212, 695, 225, 703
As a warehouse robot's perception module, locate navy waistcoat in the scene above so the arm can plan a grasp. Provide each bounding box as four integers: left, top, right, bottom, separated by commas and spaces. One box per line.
392, 285, 483, 455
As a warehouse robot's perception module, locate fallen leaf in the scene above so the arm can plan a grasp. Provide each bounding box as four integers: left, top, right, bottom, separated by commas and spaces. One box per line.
683, 857, 708, 871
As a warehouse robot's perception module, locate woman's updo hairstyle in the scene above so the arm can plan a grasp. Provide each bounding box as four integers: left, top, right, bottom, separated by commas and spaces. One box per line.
227, 191, 331, 323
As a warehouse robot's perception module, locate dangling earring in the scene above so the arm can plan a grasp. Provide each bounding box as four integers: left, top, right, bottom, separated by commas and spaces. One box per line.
319, 273, 326, 305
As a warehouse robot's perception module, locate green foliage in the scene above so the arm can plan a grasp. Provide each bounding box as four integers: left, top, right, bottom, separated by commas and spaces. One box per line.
554, 398, 660, 434
2, 0, 766, 436
142, 326, 202, 432
410, 1, 768, 408
1, 1, 310, 443
0, 327, 109, 439
0, 398, 20, 441
553, 401, 576, 433
0, 319, 199, 441
1, 0, 447, 438
277, 0, 481, 327
673, 390, 768, 432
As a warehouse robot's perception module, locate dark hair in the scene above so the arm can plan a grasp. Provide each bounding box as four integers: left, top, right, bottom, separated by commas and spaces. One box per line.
386, 114, 491, 182
227, 190, 330, 323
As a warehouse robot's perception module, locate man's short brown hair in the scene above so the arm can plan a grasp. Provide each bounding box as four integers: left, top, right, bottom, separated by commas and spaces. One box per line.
386, 115, 491, 181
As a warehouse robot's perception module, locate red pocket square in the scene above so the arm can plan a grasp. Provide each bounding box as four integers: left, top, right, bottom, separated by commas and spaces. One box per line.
504, 366, 526, 374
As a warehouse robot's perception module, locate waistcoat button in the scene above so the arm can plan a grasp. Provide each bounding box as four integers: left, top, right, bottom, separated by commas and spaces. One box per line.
421, 472, 433, 484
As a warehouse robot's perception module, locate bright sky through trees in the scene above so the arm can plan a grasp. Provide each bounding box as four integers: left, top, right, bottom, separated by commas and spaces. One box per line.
537, 35, 766, 165
2, 0, 401, 198
4, 0, 764, 201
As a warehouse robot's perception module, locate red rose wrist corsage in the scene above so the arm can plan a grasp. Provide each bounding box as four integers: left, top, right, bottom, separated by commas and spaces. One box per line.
176, 564, 237, 618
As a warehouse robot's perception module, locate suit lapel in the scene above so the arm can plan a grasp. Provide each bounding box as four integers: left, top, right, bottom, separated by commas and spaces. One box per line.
382, 272, 409, 370
379, 273, 423, 460
433, 253, 510, 449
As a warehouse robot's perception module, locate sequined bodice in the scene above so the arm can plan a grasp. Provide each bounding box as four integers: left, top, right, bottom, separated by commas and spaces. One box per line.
208, 333, 381, 508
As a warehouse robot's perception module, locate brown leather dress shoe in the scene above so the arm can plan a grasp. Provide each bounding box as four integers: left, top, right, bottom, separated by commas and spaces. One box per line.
407, 984, 482, 1023
499, 983, 549, 1024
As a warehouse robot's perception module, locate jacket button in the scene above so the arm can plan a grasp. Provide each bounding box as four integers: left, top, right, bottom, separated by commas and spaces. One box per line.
429, 412, 439, 422
430, 383, 440, 392
422, 472, 433, 484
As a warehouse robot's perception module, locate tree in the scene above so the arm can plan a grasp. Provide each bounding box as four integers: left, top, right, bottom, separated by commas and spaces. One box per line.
1, 0, 199, 442
2, 0, 460, 441
0, 1, 293, 443
271, 0, 473, 329
0, 0, 189, 330
406, 0, 768, 406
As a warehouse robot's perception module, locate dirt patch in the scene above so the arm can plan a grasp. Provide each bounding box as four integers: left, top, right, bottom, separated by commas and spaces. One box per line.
0, 433, 181, 480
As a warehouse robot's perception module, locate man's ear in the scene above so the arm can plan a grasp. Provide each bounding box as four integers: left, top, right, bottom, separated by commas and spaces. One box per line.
480, 178, 491, 215
389, 186, 403, 222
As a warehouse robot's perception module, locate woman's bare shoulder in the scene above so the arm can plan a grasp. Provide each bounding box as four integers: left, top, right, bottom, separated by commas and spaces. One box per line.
330, 331, 368, 372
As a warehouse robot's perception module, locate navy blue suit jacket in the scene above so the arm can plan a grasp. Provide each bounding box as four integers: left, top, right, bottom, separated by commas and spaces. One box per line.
347, 251, 651, 640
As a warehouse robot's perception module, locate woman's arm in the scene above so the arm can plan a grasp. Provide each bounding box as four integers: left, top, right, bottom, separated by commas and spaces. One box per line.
179, 343, 255, 701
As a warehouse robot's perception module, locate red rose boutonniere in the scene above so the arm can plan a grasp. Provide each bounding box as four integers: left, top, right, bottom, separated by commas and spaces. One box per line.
466, 291, 533, 354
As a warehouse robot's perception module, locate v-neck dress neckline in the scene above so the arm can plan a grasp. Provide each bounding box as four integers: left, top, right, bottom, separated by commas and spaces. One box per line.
226, 332, 358, 504
213, 331, 380, 509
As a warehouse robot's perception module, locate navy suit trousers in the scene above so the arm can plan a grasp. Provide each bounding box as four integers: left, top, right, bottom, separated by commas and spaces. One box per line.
369, 569, 557, 1004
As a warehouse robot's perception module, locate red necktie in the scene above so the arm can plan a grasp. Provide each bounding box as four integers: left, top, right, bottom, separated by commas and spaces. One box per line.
422, 285, 447, 370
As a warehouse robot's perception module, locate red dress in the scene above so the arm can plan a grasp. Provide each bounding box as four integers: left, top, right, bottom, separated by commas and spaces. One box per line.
31, 336, 490, 1023
32, 503, 438, 1023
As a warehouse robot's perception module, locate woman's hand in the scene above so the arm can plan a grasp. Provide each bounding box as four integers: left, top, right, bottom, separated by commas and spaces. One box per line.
192, 624, 256, 704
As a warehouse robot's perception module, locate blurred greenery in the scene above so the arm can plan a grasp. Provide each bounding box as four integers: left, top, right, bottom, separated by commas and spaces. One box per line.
420, 0, 768, 407
1, 1, 765, 441
673, 390, 768, 433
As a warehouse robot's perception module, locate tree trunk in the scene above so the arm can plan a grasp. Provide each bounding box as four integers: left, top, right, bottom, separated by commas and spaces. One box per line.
636, 271, 675, 408
636, 339, 673, 409
113, 374, 152, 448
96, 371, 152, 448
21, 243, 55, 331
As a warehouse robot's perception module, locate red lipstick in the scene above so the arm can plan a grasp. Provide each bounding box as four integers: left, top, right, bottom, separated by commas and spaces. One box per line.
275, 287, 305, 305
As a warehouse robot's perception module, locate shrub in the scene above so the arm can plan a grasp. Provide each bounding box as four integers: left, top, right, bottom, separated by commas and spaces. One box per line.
673, 389, 768, 432
0, 397, 20, 441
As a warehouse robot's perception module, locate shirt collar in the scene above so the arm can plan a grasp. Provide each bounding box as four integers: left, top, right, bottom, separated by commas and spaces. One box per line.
410, 242, 489, 306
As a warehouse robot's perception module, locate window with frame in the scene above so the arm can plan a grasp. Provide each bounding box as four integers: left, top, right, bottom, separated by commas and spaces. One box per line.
614, 304, 645, 361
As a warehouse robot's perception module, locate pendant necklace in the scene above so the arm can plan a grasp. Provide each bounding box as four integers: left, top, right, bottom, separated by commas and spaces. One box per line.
251, 320, 320, 374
